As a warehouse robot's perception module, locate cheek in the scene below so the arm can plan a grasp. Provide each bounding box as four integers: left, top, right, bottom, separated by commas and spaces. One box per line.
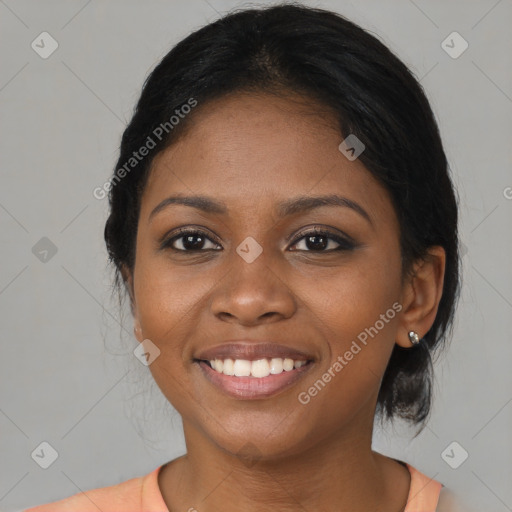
307, 246, 402, 341
299, 246, 403, 398
133, 250, 209, 337
132, 259, 208, 411
132, 250, 227, 396
294, 270, 402, 432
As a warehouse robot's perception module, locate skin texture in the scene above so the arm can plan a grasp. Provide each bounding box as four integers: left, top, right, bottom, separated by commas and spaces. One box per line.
124, 91, 446, 512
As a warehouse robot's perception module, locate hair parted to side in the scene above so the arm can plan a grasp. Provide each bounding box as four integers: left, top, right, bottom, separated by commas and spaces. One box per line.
104, 2, 461, 431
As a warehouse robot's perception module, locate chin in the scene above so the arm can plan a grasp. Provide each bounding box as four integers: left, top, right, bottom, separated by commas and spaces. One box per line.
200, 411, 324, 464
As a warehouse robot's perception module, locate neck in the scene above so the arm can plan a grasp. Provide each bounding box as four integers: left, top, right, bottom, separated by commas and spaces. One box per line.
159, 411, 410, 512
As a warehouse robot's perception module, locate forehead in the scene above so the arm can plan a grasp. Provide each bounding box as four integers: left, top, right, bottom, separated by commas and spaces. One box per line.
141, 92, 395, 227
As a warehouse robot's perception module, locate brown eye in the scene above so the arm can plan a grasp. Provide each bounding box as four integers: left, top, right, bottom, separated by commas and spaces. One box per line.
161, 229, 221, 252
289, 228, 356, 252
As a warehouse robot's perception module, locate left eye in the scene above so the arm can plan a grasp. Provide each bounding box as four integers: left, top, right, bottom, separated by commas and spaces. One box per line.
289, 229, 355, 252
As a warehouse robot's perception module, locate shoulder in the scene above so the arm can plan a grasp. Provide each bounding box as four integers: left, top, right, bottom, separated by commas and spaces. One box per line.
22, 471, 148, 512
436, 486, 475, 512
403, 462, 475, 512
404, 462, 443, 511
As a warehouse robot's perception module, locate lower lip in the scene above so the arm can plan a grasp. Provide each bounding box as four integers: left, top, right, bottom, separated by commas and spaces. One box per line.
195, 360, 313, 399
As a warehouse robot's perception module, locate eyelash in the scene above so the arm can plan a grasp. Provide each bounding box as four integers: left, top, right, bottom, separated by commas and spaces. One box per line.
160, 226, 356, 253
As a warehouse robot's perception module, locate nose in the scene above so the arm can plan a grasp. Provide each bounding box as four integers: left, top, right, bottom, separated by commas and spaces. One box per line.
210, 251, 297, 326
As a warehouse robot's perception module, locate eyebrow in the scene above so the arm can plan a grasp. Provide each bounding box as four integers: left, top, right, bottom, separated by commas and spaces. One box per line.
148, 194, 373, 227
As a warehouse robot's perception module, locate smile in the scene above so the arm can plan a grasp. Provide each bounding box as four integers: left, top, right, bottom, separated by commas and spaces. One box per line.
194, 357, 314, 399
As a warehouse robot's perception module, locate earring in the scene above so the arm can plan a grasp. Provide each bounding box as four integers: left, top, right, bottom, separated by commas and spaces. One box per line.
408, 331, 420, 345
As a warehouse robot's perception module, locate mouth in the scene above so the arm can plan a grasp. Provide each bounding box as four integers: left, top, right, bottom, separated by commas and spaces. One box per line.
192, 342, 315, 399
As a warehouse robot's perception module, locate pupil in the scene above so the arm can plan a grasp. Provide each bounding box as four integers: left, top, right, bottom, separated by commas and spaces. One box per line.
184, 235, 204, 250
307, 235, 327, 250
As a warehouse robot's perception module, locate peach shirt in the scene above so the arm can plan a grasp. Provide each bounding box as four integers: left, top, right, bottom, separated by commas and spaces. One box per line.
24, 462, 442, 512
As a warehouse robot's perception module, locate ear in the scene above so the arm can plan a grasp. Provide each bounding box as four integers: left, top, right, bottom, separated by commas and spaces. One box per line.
396, 246, 446, 348
121, 264, 143, 343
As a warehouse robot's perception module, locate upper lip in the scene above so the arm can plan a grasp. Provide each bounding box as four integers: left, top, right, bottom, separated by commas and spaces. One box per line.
195, 341, 314, 362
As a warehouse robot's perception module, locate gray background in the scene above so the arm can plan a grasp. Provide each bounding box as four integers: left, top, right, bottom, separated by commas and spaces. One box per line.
0, 0, 511, 510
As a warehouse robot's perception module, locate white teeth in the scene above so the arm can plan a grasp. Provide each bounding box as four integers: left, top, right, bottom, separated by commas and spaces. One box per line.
207, 357, 309, 377
222, 358, 234, 375
251, 359, 270, 378
283, 358, 294, 371
233, 359, 251, 377
269, 358, 283, 374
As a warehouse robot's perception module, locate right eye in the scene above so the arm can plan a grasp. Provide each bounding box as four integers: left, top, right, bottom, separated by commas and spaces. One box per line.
161, 228, 222, 252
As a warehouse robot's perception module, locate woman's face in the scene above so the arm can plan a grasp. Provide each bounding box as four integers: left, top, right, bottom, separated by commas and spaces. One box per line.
129, 92, 412, 459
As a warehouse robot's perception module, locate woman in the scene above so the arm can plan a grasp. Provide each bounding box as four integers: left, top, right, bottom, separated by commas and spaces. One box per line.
25, 3, 467, 511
